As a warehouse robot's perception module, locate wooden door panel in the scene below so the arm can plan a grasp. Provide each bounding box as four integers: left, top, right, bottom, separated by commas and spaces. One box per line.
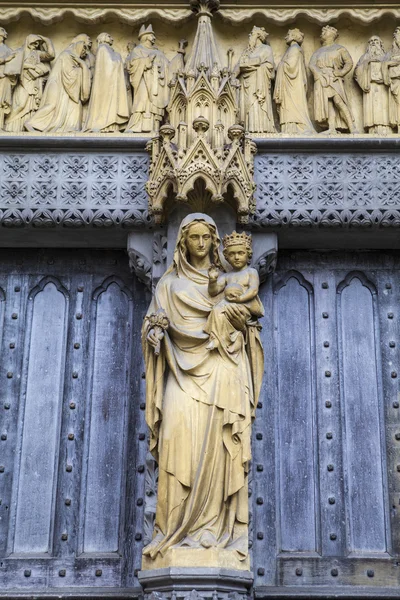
337, 274, 388, 554
81, 278, 133, 555
12, 278, 69, 555
274, 272, 319, 554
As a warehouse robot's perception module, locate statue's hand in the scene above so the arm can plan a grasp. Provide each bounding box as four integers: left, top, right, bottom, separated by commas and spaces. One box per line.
224, 303, 247, 332
147, 327, 162, 348
208, 264, 219, 282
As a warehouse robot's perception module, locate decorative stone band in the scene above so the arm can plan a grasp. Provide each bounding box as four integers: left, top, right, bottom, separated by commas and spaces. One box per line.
253, 146, 400, 229
0, 146, 150, 229
0, 137, 399, 230
0, 6, 398, 26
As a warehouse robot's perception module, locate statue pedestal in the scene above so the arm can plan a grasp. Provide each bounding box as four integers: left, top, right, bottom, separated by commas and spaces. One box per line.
142, 548, 250, 571
139, 567, 253, 600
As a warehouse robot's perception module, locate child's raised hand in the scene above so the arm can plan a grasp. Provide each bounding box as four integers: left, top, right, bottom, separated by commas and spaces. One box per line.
208, 264, 219, 282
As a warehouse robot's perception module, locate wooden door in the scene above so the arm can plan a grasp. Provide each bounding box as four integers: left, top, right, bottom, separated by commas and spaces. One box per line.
253, 250, 400, 596
0, 249, 148, 593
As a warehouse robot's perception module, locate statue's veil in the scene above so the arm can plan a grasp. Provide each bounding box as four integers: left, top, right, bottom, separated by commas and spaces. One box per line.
163, 212, 228, 284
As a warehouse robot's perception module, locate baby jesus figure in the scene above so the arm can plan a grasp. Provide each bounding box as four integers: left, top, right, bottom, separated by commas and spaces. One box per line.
205, 231, 264, 352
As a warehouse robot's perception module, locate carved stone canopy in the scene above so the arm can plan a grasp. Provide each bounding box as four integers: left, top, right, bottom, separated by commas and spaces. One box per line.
146, 0, 257, 225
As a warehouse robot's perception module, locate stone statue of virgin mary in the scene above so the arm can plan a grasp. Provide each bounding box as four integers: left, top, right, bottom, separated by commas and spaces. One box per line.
142, 213, 264, 570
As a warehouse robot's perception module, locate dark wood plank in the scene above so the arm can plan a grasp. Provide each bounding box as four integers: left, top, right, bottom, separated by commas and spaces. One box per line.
313, 270, 346, 557
253, 276, 277, 585
121, 276, 149, 587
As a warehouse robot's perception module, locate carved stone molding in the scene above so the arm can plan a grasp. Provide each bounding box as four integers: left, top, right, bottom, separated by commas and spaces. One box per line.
127, 231, 168, 291
0, 151, 150, 229
128, 248, 152, 290
252, 152, 400, 229
252, 232, 278, 283
0, 5, 398, 26
0, 142, 399, 231
219, 7, 400, 25
139, 568, 253, 600
0, 7, 192, 26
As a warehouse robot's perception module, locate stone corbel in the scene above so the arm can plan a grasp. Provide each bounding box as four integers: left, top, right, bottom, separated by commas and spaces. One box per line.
252, 232, 278, 283
127, 231, 167, 292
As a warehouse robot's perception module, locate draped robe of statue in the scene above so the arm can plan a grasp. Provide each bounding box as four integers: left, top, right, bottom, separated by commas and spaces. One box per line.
355, 51, 389, 132
84, 42, 129, 132
309, 43, 353, 130
126, 42, 170, 133
238, 43, 275, 133
5, 35, 54, 132
0, 40, 16, 129
382, 47, 400, 130
25, 39, 91, 133
274, 41, 315, 134
142, 214, 264, 568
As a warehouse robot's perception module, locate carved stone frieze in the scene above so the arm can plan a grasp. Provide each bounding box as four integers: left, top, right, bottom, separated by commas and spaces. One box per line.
253, 152, 400, 228
0, 5, 399, 136
0, 151, 150, 228
0, 146, 400, 230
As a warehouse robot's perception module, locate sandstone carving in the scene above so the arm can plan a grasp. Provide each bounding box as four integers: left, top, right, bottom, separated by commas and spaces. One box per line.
25, 35, 91, 133
236, 26, 275, 134
84, 33, 129, 132
0, 7, 398, 28
125, 24, 172, 134
0, 15, 398, 138
355, 36, 390, 135
309, 26, 357, 134
4, 35, 54, 132
147, 0, 257, 224
142, 214, 264, 570
205, 231, 263, 352
274, 28, 315, 134
0, 28, 16, 130
125, 42, 136, 115
383, 27, 400, 133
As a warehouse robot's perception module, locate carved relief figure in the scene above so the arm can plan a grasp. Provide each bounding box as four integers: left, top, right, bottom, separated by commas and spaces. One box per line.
205, 232, 263, 351
74, 33, 95, 125
274, 28, 315, 134
236, 26, 275, 133
125, 24, 170, 133
355, 36, 390, 134
309, 26, 357, 134
5, 35, 55, 132
142, 214, 263, 568
25, 35, 91, 133
0, 28, 16, 129
84, 33, 129, 133
383, 27, 400, 133
125, 42, 136, 114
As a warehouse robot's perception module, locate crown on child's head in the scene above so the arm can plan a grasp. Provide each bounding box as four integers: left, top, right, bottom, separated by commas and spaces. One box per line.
222, 231, 252, 251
